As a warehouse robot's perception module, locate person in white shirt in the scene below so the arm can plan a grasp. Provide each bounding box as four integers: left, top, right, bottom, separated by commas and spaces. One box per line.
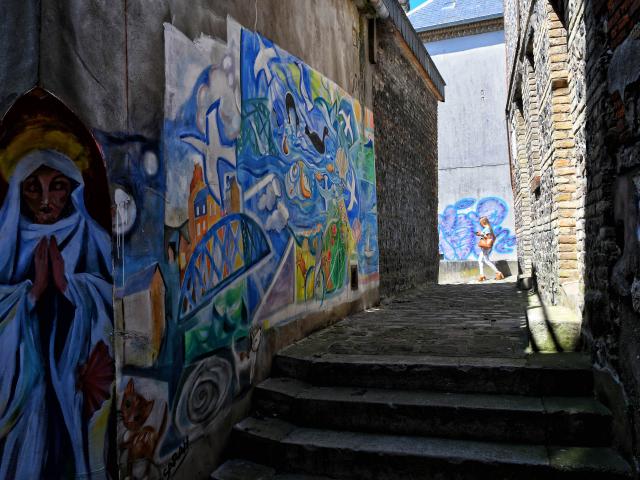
475, 216, 505, 282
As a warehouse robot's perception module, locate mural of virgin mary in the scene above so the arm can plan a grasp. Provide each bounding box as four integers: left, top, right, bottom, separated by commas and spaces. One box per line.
0, 148, 114, 479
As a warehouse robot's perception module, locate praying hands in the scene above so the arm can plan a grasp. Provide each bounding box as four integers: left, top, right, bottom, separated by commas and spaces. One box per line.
31, 236, 67, 302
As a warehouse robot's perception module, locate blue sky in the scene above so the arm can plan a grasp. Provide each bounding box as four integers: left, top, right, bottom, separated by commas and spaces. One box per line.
410, 0, 428, 9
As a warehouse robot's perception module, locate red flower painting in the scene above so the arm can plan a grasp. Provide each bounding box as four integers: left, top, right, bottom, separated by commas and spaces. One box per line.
77, 340, 115, 420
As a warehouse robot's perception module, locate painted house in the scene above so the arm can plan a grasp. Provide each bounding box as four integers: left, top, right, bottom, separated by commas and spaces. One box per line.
116, 263, 167, 368
409, 0, 518, 282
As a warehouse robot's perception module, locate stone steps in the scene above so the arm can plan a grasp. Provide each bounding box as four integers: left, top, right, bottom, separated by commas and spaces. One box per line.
220, 341, 632, 478
229, 416, 632, 480
253, 377, 612, 446
273, 351, 595, 396
211, 459, 338, 480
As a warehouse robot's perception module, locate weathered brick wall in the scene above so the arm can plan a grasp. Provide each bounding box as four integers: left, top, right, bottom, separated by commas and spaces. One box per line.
510, 108, 534, 276
506, 0, 582, 306
373, 21, 439, 296
507, 0, 640, 467
504, 0, 521, 79
564, 0, 588, 311
522, 59, 541, 183
582, 0, 640, 465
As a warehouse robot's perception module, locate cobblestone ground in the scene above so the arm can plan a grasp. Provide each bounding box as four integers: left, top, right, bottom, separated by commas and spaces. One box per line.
309, 281, 529, 358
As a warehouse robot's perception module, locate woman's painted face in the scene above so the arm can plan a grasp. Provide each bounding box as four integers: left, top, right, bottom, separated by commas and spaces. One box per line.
21, 166, 73, 224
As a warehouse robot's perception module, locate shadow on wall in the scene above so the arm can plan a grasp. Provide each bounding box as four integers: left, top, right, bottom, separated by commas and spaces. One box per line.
580, 0, 640, 465
438, 196, 517, 260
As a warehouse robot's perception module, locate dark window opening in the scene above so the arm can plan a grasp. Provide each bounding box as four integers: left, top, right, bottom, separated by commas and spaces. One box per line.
368, 18, 377, 64
350, 265, 359, 290
525, 33, 535, 68
549, 0, 568, 29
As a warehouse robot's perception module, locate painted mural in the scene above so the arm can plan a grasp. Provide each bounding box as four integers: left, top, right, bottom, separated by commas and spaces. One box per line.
439, 196, 517, 260
0, 90, 114, 478
112, 17, 378, 479
0, 16, 377, 479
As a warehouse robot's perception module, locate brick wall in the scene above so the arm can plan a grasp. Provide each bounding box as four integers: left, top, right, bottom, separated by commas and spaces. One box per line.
506, 0, 583, 306
510, 108, 534, 277
506, 0, 640, 467
373, 21, 440, 296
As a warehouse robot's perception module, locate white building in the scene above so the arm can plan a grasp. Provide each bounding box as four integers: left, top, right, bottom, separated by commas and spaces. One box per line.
409, 0, 518, 282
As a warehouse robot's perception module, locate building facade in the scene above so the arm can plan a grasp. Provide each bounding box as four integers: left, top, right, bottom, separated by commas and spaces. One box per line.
505, 0, 640, 467
409, 0, 518, 282
505, 0, 584, 310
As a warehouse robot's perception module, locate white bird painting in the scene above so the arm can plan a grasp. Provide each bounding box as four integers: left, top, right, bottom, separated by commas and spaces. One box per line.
254, 36, 277, 84
182, 103, 236, 203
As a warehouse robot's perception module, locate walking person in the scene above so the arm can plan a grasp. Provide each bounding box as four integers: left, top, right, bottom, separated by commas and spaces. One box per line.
475, 216, 505, 282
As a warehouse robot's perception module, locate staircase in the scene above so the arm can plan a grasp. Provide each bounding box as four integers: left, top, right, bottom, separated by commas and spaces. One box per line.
212, 284, 633, 479
213, 350, 631, 479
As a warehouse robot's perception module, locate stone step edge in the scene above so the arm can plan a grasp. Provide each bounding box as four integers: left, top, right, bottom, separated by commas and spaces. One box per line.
275, 351, 592, 370
256, 377, 611, 416
233, 416, 632, 477
255, 377, 612, 446
211, 459, 338, 480
273, 352, 595, 396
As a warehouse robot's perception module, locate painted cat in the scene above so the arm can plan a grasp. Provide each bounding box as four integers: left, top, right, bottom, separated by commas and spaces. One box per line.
119, 379, 168, 479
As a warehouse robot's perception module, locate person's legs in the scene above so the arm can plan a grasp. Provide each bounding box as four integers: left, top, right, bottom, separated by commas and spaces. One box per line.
478, 250, 486, 280
482, 249, 504, 279
482, 249, 499, 273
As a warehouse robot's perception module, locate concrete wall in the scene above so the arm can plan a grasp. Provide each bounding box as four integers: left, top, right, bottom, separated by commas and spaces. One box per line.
426, 30, 517, 272
0, 1, 440, 478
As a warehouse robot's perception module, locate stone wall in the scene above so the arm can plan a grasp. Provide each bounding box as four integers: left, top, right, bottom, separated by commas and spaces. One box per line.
510, 108, 534, 277
505, 0, 583, 307
373, 20, 440, 295
505, 0, 640, 469
581, 0, 640, 467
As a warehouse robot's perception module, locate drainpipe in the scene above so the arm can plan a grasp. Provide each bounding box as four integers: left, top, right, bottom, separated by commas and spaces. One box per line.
369, 0, 389, 19
505, 114, 516, 194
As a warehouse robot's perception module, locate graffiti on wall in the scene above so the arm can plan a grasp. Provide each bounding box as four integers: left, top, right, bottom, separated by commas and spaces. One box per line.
0, 15, 377, 480
109, 17, 378, 478
0, 89, 114, 478
438, 196, 517, 260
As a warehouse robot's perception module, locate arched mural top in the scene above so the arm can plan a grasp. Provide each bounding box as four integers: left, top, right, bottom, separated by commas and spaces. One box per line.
0, 86, 115, 478
0, 87, 111, 231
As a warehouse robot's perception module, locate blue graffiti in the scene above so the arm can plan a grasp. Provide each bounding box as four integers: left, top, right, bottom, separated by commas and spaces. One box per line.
438, 197, 517, 260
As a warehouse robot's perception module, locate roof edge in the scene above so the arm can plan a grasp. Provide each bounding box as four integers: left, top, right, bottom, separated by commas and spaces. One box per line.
414, 12, 504, 33
417, 16, 504, 43
372, 0, 446, 100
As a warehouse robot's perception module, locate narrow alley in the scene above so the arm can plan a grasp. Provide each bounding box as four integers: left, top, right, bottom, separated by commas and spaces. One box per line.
1, 0, 639, 478
215, 281, 631, 479
268, 282, 529, 359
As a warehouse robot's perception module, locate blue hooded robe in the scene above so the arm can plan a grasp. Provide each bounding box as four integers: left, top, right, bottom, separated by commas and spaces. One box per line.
0, 150, 113, 479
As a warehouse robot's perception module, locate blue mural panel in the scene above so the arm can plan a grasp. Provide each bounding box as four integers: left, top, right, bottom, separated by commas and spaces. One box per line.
439, 196, 517, 260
